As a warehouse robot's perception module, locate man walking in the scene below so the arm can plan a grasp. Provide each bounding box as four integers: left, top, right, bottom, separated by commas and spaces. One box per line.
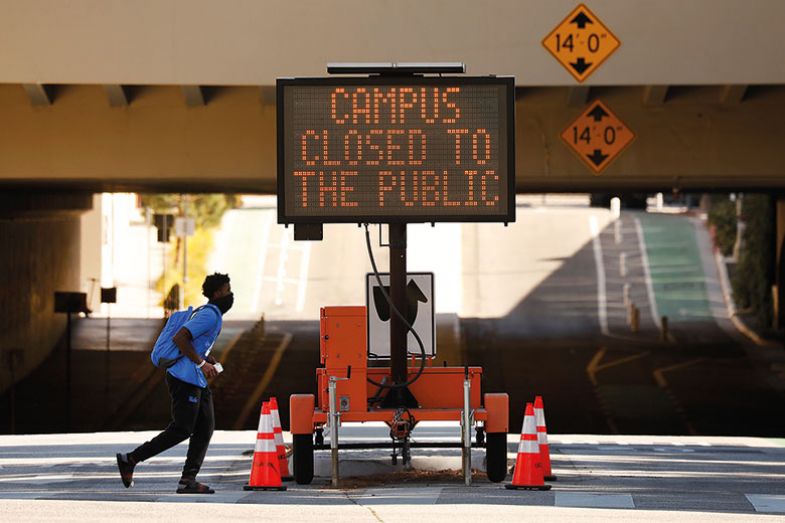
116, 273, 234, 494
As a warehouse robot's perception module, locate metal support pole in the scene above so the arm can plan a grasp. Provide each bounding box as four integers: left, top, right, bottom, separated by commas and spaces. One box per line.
105, 306, 111, 418
389, 224, 407, 389
146, 207, 152, 319
65, 311, 72, 432
623, 283, 631, 307
328, 377, 340, 487
462, 369, 472, 486
162, 214, 168, 314
182, 195, 188, 306
660, 315, 669, 341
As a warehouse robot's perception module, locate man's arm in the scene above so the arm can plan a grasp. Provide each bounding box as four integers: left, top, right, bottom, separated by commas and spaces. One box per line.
172, 327, 218, 378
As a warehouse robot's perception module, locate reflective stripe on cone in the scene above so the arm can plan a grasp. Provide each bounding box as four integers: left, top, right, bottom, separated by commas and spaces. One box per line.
505, 402, 551, 491
244, 402, 287, 491
269, 396, 293, 480
534, 395, 556, 481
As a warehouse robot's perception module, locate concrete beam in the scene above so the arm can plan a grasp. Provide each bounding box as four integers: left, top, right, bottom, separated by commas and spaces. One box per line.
720, 84, 747, 105
0, 84, 784, 193
102, 84, 130, 107
566, 86, 591, 107
642, 85, 669, 106
22, 84, 54, 106
181, 85, 205, 106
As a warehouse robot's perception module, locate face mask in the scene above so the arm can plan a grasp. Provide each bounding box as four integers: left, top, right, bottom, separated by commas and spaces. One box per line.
211, 292, 234, 315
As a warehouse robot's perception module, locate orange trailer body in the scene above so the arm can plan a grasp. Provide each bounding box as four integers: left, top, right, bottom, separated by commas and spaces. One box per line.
290, 306, 508, 433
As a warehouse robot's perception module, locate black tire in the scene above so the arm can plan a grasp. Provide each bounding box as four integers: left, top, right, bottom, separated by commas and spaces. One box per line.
293, 434, 314, 485
485, 432, 508, 483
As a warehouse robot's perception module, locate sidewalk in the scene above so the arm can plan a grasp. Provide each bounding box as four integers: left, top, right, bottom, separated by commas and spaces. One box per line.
2, 430, 785, 520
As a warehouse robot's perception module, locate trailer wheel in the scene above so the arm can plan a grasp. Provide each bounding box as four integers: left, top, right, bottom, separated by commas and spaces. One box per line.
485, 432, 507, 483
293, 434, 314, 484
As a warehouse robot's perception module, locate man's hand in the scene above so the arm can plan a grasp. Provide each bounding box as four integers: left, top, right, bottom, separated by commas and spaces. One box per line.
200, 361, 219, 379
206, 355, 218, 365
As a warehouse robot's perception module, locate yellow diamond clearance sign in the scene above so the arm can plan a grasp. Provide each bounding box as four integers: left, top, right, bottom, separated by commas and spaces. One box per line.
543, 4, 621, 83
561, 100, 635, 175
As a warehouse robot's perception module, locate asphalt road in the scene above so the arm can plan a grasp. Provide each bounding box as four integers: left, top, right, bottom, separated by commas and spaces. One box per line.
4, 198, 785, 439
2, 428, 785, 520
204, 199, 785, 437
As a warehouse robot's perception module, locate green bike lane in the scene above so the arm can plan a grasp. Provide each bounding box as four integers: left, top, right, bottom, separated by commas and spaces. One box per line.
631, 212, 785, 435
636, 213, 713, 325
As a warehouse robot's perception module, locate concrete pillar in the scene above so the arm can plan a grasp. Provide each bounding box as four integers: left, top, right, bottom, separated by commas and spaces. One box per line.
0, 191, 93, 394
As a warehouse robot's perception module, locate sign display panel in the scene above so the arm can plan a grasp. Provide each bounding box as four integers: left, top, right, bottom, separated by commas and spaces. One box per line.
277, 77, 515, 223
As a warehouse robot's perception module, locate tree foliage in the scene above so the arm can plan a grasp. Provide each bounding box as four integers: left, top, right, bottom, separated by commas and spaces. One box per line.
140, 194, 238, 229
731, 194, 774, 328
707, 194, 737, 257
139, 194, 238, 309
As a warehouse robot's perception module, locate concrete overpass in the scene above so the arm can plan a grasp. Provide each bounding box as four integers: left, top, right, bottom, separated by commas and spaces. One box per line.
2, 0, 785, 392
0, 0, 783, 192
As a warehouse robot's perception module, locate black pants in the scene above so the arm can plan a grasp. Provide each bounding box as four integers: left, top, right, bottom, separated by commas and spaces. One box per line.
129, 373, 215, 481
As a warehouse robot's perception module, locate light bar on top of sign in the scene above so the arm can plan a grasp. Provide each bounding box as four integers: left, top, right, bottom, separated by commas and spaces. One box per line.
277, 77, 515, 224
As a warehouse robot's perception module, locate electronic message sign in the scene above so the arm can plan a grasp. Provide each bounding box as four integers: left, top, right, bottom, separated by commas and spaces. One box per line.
277, 77, 515, 224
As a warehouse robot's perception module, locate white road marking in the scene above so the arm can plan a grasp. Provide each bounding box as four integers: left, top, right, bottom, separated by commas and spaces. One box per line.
555, 492, 634, 509
156, 492, 249, 504
746, 494, 785, 513
634, 217, 662, 329
589, 216, 609, 336
350, 487, 444, 505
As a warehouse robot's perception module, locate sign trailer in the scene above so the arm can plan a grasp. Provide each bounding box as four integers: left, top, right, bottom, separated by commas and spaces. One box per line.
282, 64, 513, 487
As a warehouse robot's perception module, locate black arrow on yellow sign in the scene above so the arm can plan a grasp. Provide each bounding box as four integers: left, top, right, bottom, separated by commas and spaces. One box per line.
570, 11, 593, 29
587, 104, 609, 122
570, 58, 593, 75
543, 4, 621, 83
587, 149, 609, 167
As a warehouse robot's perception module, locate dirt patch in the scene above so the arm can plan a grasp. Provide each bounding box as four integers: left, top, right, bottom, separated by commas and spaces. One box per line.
336, 469, 485, 489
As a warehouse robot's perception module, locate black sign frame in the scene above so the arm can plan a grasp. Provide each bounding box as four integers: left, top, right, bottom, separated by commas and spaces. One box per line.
276, 76, 516, 224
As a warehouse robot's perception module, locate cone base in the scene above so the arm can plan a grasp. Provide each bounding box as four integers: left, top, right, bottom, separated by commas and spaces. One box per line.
544, 475, 557, 481
505, 484, 552, 491
243, 485, 287, 491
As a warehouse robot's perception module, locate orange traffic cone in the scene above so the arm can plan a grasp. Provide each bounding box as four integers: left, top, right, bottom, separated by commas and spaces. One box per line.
534, 395, 557, 481
505, 402, 551, 491
269, 397, 293, 481
243, 402, 287, 491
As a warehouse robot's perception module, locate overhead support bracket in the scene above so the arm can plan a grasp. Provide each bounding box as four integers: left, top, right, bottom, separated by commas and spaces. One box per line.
327, 62, 465, 75
103, 84, 130, 107
181, 85, 206, 106
642, 85, 669, 106
23, 84, 54, 106
720, 84, 747, 105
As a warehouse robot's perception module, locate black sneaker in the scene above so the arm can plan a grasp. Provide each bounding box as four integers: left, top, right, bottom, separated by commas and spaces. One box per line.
116, 453, 135, 488
176, 480, 215, 494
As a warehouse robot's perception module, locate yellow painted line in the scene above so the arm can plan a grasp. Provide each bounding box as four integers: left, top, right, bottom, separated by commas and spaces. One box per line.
233, 332, 293, 430
653, 359, 703, 389
595, 351, 650, 373
585, 347, 607, 387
